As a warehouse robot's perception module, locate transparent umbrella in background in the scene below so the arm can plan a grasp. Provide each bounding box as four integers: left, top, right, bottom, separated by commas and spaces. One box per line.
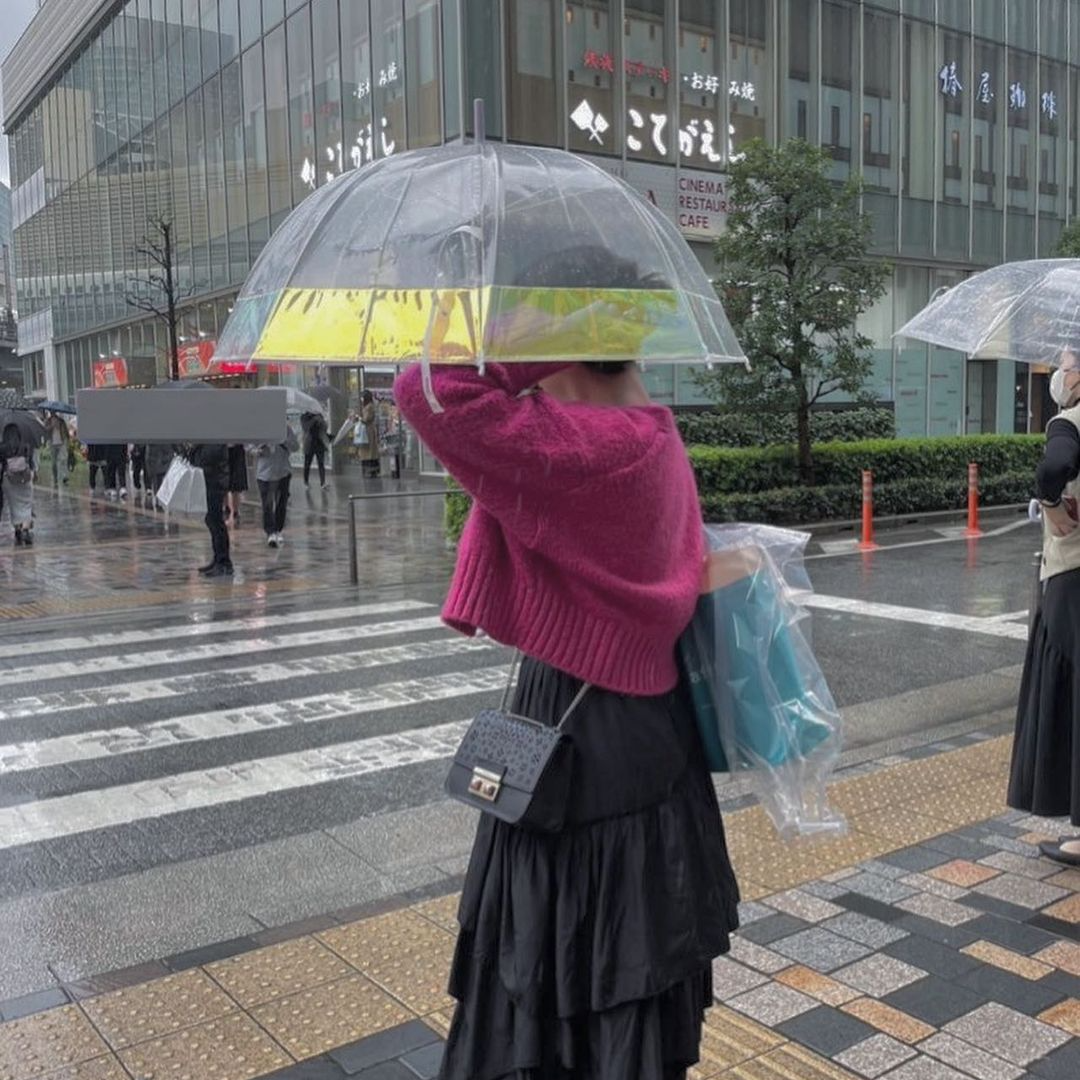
257, 385, 324, 416
215, 140, 747, 373
894, 259, 1080, 366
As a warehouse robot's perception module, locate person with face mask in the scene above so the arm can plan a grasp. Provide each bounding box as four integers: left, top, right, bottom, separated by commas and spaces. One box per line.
1009, 348, 1080, 863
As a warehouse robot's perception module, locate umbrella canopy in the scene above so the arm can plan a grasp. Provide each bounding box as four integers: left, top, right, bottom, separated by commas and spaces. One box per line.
309, 384, 345, 406
37, 400, 76, 415
894, 260, 1080, 366
156, 379, 214, 389
257, 385, 324, 415
0, 409, 48, 450
216, 142, 745, 368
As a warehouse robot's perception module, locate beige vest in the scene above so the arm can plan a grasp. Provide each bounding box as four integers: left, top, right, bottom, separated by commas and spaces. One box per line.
1041, 402, 1080, 581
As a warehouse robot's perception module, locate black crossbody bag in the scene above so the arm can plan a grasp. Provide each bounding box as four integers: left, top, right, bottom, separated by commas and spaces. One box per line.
445, 652, 590, 831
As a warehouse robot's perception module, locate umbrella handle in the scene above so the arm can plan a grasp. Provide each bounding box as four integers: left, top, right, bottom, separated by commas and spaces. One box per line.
420, 298, 446, 414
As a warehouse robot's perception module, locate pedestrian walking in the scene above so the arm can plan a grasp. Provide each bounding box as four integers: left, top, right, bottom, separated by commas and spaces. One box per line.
1010, 348, 1080, 864
1, 423, 37, 546
356, 391, 380, 478
46, 412, 69, 487
102, 443, 128, 499
145, 444, 173, 507
254, 426, 299, 548
224, 444, 248, 525
395, 348, 740, 1077
85, 442, 106, 494
130, 443, 147, 496
189, 443, 233, 577
301, 411, 329, 488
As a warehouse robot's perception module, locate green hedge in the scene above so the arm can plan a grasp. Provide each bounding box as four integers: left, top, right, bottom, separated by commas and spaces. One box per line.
700, 471, 1035, 526
676, 407, 895, 448
688, 435, 1044, 496
445, 435, 1042, 537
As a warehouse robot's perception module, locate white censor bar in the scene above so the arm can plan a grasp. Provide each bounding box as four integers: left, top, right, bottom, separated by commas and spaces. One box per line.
76, 388, 288, 444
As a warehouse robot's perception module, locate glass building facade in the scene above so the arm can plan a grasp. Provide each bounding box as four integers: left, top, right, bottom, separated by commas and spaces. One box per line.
6, 0, 1080, 437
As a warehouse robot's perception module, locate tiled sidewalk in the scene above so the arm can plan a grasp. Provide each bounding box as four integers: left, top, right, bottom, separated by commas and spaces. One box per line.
5, 733, 1080, 1080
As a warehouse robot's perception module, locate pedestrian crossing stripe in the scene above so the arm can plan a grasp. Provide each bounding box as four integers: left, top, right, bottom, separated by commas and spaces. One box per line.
0, 599, 434, 661
0, 613, 447, 688
0, 717, 477, 849
0, 637, 500, 764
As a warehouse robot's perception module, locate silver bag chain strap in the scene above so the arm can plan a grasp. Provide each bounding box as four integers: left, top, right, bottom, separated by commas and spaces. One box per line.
499, 650, 591, 730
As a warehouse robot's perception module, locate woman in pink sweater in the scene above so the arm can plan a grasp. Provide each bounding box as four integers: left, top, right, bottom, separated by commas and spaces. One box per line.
395, 279, 740, 1080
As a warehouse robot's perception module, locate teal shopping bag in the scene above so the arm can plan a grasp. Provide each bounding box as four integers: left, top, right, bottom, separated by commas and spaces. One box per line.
679, 557, 833, 773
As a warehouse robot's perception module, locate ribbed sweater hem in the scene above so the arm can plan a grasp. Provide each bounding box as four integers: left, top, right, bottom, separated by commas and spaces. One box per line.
443, 548, 679, 696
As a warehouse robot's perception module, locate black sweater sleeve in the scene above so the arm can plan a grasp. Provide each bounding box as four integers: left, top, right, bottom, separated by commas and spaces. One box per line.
1037, 420, 1080, 503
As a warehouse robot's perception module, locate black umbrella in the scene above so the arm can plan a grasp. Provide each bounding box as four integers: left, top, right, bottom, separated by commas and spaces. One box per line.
0, 409, 47, 450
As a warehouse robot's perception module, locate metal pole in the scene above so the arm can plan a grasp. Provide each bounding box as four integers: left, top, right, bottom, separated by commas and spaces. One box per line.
348, 495, 359, 585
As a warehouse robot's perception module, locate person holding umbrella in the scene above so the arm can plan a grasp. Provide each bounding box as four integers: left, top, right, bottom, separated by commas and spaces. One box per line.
356, 390, 380, 478
188, 443, 233, 577
301, 410, 329, 489
1, 418, 39, 546
395, 246, 741, 1080
1010, 349, 1080, 863
253, 424, 300, 547
45, 411, 70, 487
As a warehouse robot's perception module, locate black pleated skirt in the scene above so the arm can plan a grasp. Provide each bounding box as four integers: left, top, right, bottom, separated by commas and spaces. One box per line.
440, 658, 741, 1080
1009, 567, 1080, 823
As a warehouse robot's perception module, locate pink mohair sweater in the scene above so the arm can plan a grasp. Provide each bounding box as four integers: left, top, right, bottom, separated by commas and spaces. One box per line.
394, 362, 705, 696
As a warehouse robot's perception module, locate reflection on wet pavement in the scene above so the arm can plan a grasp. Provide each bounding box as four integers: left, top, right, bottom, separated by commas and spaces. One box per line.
0, 477, 456, 621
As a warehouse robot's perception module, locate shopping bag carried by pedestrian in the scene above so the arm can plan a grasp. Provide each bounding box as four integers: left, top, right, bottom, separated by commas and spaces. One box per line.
156, 455, 208, 514
679, 522, 845, 839
352, 422, 370, 447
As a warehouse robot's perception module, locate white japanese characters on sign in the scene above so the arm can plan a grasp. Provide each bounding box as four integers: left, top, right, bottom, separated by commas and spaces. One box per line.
1009, 82, 1027, 109
1042, 90, 1058, 119
977, 72, 993, 104
938, 61, 962, 96
300, 117, 396, 188
728, 80, 756, 102
683, 72, 722, 94
571, 98, 725, 163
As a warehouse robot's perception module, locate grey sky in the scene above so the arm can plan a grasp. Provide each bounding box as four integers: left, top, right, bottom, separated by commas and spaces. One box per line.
0, 0, 43, 187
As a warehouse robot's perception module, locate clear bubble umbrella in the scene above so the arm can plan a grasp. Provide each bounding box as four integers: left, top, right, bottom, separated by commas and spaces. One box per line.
215, 140, 746, 371
894, 259, 1080, 366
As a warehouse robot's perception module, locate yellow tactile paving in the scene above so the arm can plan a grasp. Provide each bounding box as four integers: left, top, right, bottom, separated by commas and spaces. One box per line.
79, 969, 236, 1050
317, 909, 457, 1015
0, 1006, 111, 1080
411, 893, 461, 935
205, 937, 354, 1009
0, 735, 1063, 1080
689, 1005, 787, 1078
840, 999, 936, 1044
724, 1042, 863, 1079
250, 974, 412, 1059
117, 1011, 290, 1080
961, 941, 1055, 980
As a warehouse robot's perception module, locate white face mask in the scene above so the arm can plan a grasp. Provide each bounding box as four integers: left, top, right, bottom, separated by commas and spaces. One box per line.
1051, 367, 1078, 407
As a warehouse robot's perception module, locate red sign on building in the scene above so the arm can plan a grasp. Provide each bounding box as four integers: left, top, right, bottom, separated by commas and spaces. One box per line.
92, 358, 128, 387
177, 340, 216, 378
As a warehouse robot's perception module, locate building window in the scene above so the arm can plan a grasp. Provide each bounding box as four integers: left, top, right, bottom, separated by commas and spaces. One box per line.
797, 99, 807, 140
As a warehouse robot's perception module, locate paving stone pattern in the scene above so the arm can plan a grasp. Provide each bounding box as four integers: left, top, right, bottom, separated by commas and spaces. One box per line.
7, 734, 1080, 1079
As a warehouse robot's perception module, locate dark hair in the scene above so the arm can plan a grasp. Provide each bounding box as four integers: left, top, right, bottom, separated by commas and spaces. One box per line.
361, 389, 374, 405
514, 246, 659, 378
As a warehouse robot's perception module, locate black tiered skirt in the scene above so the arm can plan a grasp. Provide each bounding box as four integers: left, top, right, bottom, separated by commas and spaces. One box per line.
1009, 567, 1080, 824
440, 658, 741, 1080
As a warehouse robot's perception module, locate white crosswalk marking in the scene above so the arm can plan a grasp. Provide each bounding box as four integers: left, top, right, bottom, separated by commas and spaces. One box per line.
0, 659, 505, 773
0, 636, 498, 724
804, 593, 1029, 641
0, 599, 433, 661
0, 614, 449, 686
0, 720, 474, 849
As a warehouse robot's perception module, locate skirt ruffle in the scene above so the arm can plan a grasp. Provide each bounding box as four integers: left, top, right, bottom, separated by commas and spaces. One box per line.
440, 659, 740, 1080
1009, 568, 1080, 823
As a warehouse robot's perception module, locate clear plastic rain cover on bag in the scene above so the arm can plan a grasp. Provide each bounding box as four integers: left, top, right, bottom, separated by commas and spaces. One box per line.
680, 523, 845, 839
